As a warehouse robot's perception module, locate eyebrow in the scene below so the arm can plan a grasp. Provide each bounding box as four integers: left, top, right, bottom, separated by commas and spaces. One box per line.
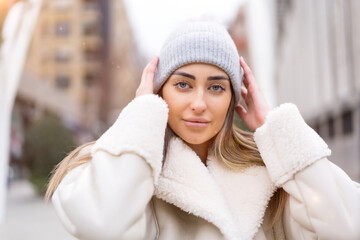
172, 71, 229, 81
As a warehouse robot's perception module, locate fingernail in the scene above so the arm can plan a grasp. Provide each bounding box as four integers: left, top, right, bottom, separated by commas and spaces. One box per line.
240, 56, 244, 61
151, 57, 158, 64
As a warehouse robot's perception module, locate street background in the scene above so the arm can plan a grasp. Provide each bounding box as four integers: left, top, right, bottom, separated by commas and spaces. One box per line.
0, 0, 359, 239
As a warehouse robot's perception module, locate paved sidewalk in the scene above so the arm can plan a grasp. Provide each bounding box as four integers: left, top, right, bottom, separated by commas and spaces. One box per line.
0, 180, 77, 240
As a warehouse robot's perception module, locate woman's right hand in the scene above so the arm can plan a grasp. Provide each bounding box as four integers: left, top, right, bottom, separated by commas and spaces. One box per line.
135, 56, 159, 97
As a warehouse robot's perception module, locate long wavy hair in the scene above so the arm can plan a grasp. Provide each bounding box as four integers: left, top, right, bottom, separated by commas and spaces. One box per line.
46, 90, 287, 229
211, 94, 287, 229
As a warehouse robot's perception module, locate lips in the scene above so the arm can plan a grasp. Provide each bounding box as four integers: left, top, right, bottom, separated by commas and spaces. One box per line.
183, 118, 210, 128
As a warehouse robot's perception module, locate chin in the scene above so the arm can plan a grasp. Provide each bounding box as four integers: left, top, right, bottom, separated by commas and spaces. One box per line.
179, 133, 212, 145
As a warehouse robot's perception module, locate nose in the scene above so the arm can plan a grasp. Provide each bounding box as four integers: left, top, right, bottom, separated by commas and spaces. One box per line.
190, 90, 207, 114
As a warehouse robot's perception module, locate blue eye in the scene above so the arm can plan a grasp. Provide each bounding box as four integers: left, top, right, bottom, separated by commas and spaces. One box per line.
210, 85, 225, 92
174, 82, 190, 89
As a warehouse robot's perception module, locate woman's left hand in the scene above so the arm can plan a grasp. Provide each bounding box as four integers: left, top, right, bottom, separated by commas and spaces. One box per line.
235, 57, 272, 131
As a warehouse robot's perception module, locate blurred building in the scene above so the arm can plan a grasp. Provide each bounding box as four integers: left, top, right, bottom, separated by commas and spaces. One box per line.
102, 0, 142, 125
230, 1, 278, 108
228, 6, 253, 129
18, 0, 102, 140
273, 0, 360, 181
229, 7, 251, 66
13, 0, 142, 145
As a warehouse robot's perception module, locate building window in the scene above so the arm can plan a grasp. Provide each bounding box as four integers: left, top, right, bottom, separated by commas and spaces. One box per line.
83, 21, 99, 36
84, 72, 97, 87
83, 46, 99, 61
55, 22, 70, 36
55, 47, 72, 63
56, 75, 71, 89
83, 0, 99, 11
327, 115, 335, 139
342, 110, 353, 135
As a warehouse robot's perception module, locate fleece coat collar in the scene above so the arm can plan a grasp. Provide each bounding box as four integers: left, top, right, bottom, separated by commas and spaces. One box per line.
154, 137, 276, 240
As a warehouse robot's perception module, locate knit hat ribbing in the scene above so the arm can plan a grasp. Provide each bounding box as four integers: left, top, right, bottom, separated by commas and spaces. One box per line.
154, 21, 244, 104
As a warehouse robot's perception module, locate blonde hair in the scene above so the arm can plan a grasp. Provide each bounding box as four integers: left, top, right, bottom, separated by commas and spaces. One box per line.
45, 141, 95, 200
46, 96, 286, 229
212, 96, 287, 229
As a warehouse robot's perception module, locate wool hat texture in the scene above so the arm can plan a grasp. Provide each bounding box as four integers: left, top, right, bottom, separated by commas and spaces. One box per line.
154, 21, 244, 104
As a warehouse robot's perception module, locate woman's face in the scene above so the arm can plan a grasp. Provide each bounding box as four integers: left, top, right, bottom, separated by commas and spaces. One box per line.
161, 63, 232, 145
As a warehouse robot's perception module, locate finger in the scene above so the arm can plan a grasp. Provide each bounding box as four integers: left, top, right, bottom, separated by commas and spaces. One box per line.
150, 56, 159, 70
139, 61, 153, 86
140, 56, 158, 89
241, 86, 248, 100
240, 63, 259, 98
239, 56, 251, 75
242, 76, 249, 88
137, 56, 159, 97
144, 56, 159, 83
235, 104, 247, 120
241, 86, 249, 104
240, 57, 257, 86
142, 58, 154, 74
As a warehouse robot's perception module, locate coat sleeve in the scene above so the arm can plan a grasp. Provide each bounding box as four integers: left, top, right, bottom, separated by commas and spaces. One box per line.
52, 94, 168, 240
253, 103, 360, 240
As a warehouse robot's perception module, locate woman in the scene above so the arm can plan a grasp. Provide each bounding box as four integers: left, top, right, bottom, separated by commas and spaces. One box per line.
46, 21, 360, 240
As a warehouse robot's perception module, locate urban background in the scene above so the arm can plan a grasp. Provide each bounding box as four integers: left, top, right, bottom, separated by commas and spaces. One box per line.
0, 0, 359, 239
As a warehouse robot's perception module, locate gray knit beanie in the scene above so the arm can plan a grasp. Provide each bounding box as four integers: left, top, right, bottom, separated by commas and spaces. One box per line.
154, 21, 244, 104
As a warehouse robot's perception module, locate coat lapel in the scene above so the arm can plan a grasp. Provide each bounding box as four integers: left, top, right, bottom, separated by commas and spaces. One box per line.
207, 155, 276, 240
154, 137, 276, 240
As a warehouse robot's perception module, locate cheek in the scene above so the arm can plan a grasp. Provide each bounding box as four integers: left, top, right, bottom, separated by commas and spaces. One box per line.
167, 99, 188, 131
161, 86, 185, 124
166, 100, 187, 139
167, 104, 180, 126
163, 94, 178, 113
213, 109, 228, 130
210, 97, 231, 130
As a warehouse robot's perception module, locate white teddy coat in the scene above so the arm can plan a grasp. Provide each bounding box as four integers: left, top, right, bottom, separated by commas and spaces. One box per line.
52, 94, 360, 240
